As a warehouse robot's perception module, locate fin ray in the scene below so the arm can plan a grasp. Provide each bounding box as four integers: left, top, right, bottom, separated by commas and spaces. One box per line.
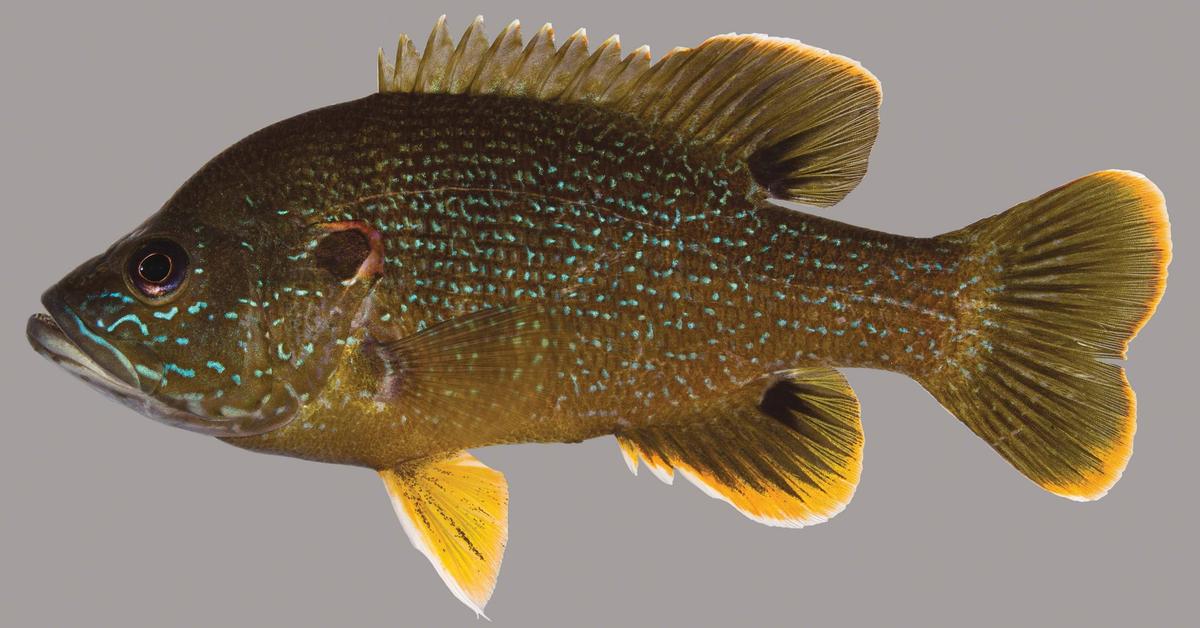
374, 305, 572, 432
616, 367, 863, 527
926, 170, 1170, 500
380, 451, 508, 616
379, 17, 881, 206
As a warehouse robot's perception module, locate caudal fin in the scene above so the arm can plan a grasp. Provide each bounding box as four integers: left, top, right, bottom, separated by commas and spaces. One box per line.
923, 170, 1170, 500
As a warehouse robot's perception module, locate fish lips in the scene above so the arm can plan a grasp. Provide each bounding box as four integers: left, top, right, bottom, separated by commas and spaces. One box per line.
29, 289, 296, 437
29, 289, 206, 435
30, 288, 159, 393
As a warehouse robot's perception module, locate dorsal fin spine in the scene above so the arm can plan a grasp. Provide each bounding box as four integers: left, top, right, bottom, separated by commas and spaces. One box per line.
560, 31, 621, 102
445, 15, 489, 94
413, 15, 451, 92
379, 16, 881, 206
468, 19, 523, 95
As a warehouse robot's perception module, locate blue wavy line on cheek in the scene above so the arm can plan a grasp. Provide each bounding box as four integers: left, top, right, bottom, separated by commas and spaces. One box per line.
165, 363, 196, 378
82, 291, 134, 306
135, 364, 162, 381
106, 313, 149, 336
66, 307, 138, 384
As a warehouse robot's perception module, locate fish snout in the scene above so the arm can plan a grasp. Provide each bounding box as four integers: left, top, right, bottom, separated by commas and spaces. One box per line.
33, 286, 162, 395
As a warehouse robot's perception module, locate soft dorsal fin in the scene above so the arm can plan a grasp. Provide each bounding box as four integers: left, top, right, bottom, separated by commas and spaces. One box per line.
380, 451, 509, 616
616, 367, 864, 527
378, 15, 882, 206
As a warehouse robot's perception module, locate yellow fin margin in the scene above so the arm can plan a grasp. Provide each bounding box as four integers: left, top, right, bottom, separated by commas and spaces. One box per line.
617, 367, 864, 527
930, 170, 1170, 501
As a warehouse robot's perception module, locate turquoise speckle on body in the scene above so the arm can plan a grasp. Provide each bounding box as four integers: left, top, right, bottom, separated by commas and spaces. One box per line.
164, 363, 195, 379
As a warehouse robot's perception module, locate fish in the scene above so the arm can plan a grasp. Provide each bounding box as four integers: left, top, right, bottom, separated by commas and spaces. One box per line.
26, 15, 1171, 615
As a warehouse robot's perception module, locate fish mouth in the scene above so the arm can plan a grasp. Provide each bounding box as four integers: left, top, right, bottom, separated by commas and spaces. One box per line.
28, 297, 296, 437
26, 294, 205, 432
27, 309, 154, 401
27, 307, 216, 434
29, 307, 145, 391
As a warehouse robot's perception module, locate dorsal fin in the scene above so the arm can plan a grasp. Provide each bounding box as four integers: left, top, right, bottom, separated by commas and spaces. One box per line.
378, 15, 882, 206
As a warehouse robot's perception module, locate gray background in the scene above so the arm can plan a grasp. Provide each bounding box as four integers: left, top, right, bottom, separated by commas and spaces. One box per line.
2, 1, 1195, 626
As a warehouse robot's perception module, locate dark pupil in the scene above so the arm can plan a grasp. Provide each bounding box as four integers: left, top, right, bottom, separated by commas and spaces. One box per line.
138, 252, 173, 284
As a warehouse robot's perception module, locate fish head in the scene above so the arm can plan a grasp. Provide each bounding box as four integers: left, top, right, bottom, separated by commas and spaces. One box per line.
27, 179, 379, 437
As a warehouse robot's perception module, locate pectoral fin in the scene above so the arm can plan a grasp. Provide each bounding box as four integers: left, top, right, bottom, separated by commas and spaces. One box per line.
379, 451, 508, 616
616, 367, 864, 527
375, 305, 574, 431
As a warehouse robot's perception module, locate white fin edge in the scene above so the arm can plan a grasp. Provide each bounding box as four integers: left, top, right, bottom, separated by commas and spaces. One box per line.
376, 451, 504, 619
383, 477, 491, 619
675, 467, 837, 529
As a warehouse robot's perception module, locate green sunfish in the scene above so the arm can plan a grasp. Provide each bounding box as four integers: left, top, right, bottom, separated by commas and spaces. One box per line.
26, 16, 1172, 615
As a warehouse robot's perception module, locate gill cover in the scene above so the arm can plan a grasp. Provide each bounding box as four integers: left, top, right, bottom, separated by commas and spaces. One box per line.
32, 186, 384, 436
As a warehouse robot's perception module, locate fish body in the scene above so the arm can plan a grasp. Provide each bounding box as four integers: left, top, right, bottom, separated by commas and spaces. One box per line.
210, 92, 949, 467
27, 16, 1171, 615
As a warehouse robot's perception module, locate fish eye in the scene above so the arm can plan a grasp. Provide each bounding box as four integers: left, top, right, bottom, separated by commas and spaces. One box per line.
126, 239, 189, 300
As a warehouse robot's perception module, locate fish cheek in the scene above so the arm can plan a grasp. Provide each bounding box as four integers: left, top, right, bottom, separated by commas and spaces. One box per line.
256, 221, 383, 412
41, 237, 294, 435
137, 243, 285, 430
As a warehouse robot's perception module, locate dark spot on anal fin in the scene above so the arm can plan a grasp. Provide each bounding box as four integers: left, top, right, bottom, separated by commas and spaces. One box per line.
758, 378, 848, 460
758, 378, 819, 432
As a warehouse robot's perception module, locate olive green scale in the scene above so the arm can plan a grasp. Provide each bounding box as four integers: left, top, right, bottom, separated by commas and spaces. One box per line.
221, 93, 980, 467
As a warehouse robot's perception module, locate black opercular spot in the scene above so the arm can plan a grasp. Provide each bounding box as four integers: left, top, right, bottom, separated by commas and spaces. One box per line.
315, 229, 371, 281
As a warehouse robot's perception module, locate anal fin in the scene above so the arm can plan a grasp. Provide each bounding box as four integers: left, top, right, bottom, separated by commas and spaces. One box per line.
379, 451, 508, 616
616, 367, 863, 527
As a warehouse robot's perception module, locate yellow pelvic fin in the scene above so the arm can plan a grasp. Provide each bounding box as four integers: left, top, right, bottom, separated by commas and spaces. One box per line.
378, 16, 882, 207
380, 451, 508, 616
930, 170, 1171, 501
616, 367, 863, 527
